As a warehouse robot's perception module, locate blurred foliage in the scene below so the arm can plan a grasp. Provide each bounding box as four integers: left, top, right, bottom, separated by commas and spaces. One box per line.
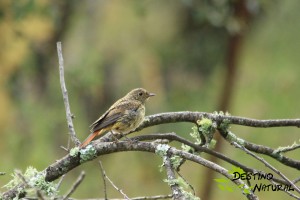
1, 0, 300, 199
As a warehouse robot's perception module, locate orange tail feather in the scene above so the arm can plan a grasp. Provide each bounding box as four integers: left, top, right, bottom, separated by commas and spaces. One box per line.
80, 129, 103, 148
80, 132, 98, 148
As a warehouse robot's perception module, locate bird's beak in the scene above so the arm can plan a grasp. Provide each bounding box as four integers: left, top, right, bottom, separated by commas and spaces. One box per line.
148, 92, 156, 97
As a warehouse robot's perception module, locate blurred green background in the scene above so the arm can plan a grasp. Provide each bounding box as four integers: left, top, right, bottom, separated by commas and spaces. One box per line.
1, 0, 300, 199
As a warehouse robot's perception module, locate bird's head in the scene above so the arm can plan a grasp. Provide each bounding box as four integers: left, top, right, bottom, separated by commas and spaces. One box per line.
127, 88, 155, 103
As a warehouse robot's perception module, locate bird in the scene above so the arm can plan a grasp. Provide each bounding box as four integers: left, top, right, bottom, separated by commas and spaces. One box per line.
80, 88, 155, 147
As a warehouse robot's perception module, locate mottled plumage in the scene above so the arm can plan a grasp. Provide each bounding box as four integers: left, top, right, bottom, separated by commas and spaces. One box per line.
80, 88, 155, 147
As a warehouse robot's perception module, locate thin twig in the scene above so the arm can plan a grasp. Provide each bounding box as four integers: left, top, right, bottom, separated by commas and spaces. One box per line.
63, 171, 85, 200
60, 145, 70, 152
56, 174, 66, 191
275, 143, 300, 154
267, 179, 300, 199
232, 142, 300, 194
176, 171, 196, 196
293, 177, 300, 184
130, 194, 173, 200
98, 161, 130, 199
56, 41, 80, 147
98, 160, 108, 200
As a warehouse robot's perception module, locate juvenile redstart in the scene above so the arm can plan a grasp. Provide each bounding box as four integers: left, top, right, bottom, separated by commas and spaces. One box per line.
80, 88, 155, 147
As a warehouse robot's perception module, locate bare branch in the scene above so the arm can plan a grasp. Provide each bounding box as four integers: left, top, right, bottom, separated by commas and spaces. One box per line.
98, 160, 130, 199
98, 160, 108, 200
233, 142, 300, 195
176, 171, 196, 196
218, 129, 300, 170
56, 174, 66, 191
63, 171, 85, 200
56, 41, 80, 147
293, 177, 300, 184
267, 179, 300, 199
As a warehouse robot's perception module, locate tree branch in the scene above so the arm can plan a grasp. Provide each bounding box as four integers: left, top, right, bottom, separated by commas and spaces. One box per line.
131, 133, 290, 185
233, 142, 300, 194
3, 111, 300, 199
98, 160, 130, 199
218, 129, 300, 170
62, 171, 85, 200
98, 160, 108, 200
56, 42, 80, 147
137, 112, 300, 130
163, 155, 183, 199
43, 140, 257, 199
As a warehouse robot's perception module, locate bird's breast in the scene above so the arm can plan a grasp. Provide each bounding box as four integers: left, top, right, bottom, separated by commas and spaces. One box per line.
112, 105, 145, 133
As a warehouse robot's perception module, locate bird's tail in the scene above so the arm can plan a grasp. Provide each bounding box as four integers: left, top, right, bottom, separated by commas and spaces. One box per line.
80, 129, 103, 148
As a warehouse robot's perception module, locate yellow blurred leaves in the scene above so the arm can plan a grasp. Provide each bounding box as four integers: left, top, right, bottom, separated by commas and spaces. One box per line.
0, 2, 54, 80
18, 15, 54, 43
0, 1, 54, 131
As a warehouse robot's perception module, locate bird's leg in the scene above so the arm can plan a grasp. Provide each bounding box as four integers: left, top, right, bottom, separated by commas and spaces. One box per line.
110, 131, 120, 143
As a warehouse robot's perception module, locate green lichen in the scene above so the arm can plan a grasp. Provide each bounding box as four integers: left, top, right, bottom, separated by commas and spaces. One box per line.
70, 147, 80, 157
163, 177, 180, 186
181, 144, 194, 153
3, 166, 58, 198
164, 177, 200, 200
274, 141, 299, 154
79, 145, 97, 163
190, 126, 201, 144
197, 118, 216, 135
3, 171, 21, 190
155, 144, 170, 157
182, 191, 201, 200
219, 118, 231, 131
196, 118, 217, 146
227, 131, 245, 145
170, 155, 183, 170
155, 144, 171, 171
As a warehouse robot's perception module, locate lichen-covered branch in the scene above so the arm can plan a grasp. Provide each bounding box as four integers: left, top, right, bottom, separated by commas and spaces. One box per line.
218, 129, 300, 170
233, 142, 300, 195
2, 139, 257, 200
132, 133, 290, 186
137, 112, 300, 130
3, 111, 300, 199
163, 155, 184, 199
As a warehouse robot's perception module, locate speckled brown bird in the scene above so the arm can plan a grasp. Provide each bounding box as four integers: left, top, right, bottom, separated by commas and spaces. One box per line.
80, 88, 155, 147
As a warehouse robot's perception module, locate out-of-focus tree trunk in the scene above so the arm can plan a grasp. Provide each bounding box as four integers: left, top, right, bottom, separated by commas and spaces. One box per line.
200, 1, 253, 199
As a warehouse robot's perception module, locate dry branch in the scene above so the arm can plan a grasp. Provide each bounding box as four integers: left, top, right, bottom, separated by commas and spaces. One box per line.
57, 42, 80, 147
137, 112, 300, 130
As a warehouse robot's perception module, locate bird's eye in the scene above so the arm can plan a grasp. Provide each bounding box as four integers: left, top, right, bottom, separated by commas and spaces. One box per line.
138, 92, 143, 96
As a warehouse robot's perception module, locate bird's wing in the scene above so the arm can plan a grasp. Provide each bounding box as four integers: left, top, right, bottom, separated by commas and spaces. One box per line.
90, 101, 140, 133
